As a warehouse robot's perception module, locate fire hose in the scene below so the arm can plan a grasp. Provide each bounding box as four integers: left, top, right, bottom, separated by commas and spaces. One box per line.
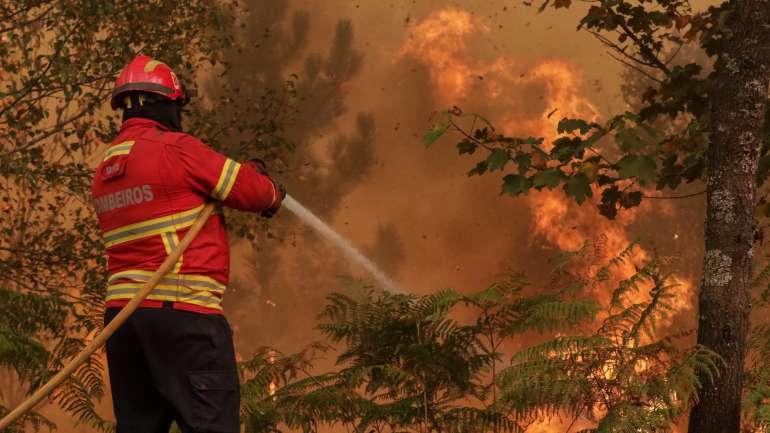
0, 203, 216, 431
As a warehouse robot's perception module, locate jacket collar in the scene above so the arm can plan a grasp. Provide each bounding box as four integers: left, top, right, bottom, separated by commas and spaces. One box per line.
119, 117, 171, 133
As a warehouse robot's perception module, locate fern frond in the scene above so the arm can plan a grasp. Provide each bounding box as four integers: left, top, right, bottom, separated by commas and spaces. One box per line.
594, 403, 670, 433
626, 276, 681, 344
438, 406, 524, 433
0, 405, 55, 433
511, 336, 614, 363
745, 367, 770, 428
516, 299, 599, 333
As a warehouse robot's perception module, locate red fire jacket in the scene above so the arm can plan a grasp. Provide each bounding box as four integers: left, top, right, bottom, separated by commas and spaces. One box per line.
91, 118, 280, 314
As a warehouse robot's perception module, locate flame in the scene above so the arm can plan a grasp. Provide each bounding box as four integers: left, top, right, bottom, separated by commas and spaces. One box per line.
400, 5, 693, 330
399, 10, 697, 429
268, 349, 278, 398
399, 9, 478, 105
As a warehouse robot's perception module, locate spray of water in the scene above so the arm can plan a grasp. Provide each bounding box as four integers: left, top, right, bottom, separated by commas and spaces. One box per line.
282, 195, 405, 294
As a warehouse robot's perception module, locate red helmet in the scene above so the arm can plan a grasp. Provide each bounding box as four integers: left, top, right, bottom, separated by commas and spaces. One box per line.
110, 55, 187, 110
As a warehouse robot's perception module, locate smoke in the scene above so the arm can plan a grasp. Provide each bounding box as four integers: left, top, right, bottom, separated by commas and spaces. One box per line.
395, 7, 700, 318
208, 1, 705, 431
215, 0, 706, 350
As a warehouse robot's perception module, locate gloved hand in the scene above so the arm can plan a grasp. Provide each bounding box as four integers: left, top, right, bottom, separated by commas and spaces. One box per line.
247, 158, 269, 175
261, 179, 286, 219
246, 158, 286, 218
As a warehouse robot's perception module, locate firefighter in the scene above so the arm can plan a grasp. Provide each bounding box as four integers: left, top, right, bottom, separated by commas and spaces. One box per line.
91, 55, 284, 433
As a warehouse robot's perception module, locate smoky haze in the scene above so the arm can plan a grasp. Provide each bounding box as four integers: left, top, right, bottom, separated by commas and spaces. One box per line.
220, 0, 705, 359
213, 5, 707, 432
17, 2, 714, 432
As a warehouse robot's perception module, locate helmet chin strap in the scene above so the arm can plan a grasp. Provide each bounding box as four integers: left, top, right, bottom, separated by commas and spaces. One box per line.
121, 93, 183, 132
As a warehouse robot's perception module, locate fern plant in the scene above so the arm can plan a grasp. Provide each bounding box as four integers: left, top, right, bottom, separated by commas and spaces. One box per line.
0, 260, 114, 433
239, 244, 720, 433
496, 246, 722, 432
240, 344, 344, 433
741, 258, 770, 432
240, 271, 600, 433
0, 287, 65, 432
313, 287, 503, 433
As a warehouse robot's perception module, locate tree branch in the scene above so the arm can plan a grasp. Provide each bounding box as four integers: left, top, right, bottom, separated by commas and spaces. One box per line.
617, 20, 672, 76
643, 190, 705, 199
0, 2, 58, 34
606, 51, 663, 84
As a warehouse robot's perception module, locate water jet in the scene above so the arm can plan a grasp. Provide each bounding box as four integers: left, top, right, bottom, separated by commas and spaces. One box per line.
282, 195, 405, 294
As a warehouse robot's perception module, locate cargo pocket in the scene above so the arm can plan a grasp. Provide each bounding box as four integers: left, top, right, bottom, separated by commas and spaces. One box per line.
189, 370, 240, 433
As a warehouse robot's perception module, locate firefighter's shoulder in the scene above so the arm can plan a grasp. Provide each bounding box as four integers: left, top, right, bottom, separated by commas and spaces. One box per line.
163, 131, 216, 154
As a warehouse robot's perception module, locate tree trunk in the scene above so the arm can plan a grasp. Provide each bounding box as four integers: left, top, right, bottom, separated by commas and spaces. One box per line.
688, 1, 770, 432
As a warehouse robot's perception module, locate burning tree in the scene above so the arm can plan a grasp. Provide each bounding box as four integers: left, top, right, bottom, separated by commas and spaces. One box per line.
425, 0, 770, 431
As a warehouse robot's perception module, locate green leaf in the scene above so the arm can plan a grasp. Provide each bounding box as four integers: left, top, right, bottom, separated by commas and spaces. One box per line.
424, 121, 450, 147
619, 191, 643, 209
615, 127, 646, 152
557, 118, 592, 134
657, 154, 680, 189
486, 148, 510, 171
501, 174, 532, 197
682, 154, 705, 182
623, 111, 641, 123
585, 129, 607, 146
457, 139, 477, 155
617, 155, 657, 185
639, 123, 660, 139
473, 114, 495, 130
599, 186, 621, 219
513, 153, 532, 174
468, 161, 488, 177
551, 137, 584, 163
564, 174, 593, 204
533, 168, 567, 189
474, 127, 491, 140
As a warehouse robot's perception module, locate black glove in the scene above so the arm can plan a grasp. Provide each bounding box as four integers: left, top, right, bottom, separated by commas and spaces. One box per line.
261, 179, 286, 219
249, 158, 268, 174
248, 159, 285, 218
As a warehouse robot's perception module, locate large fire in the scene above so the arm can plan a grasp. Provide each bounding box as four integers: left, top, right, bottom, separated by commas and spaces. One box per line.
400, 6, 692, 330
400, 15, 693, 429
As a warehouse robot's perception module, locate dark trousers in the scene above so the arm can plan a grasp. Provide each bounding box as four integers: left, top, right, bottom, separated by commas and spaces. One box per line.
105, 306, 239, 433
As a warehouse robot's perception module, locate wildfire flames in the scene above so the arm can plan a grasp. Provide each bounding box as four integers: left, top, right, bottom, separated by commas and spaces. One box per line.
400, 8, 692, 319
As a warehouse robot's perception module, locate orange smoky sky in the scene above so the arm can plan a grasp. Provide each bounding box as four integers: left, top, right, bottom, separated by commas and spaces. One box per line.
202, 6, 708, 432
226, 0, 707, 363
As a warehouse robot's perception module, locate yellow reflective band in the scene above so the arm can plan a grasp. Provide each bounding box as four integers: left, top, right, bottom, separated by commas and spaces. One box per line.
211, 159, 241, 201
108, 269, 226, 293
160, 231, 183, 273
106, 283, 223, 310
103, 140, 135, 162
103, 205, 205, 248
160, 231, 174, 253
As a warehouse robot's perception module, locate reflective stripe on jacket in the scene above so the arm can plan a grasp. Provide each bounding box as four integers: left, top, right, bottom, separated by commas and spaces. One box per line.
91, 118, 278, 314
